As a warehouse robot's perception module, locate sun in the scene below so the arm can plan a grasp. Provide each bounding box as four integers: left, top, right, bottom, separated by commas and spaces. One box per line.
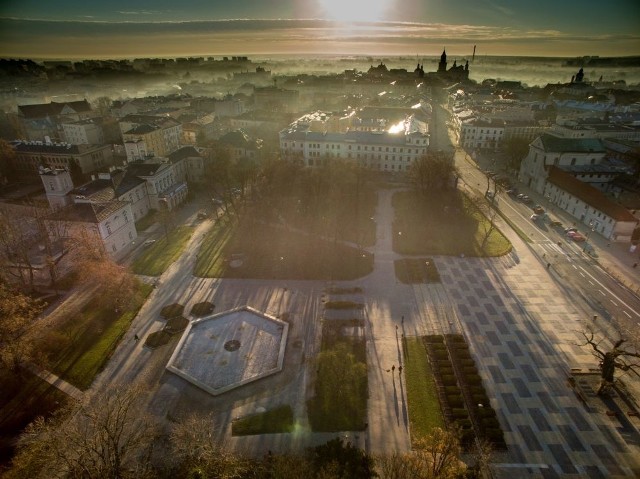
319, 0, 391, 23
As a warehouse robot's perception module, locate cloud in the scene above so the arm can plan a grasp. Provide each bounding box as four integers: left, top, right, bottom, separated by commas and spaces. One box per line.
0, 17, 638, 58
117, 11, 162, 16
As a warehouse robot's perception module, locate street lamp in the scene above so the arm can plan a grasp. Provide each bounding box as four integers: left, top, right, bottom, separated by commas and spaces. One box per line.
583, 220, 597, 252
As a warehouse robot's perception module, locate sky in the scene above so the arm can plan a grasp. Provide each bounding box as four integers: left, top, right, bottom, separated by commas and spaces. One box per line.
0, 0, 639, 59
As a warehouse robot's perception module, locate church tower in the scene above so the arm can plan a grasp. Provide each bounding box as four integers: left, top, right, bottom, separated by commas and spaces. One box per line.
438, 48, 447, 73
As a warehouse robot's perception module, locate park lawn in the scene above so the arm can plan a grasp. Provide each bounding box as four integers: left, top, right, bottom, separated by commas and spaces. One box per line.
47, 283, 153, 390
196, 219, 373, 280
132, 226, 194, 276
194, 220, 236, 278
231, 405, 295, 436
393, 190, 511, 257
403, 337, 444, 442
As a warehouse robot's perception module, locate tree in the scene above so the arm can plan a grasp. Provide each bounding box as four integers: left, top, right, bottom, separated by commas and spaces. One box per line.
0, 208, 38, 291
376, 427, 465, 479
93, 96, 112, 117
0, 138, 17, 184
409, 151, 457, 196
468, 193, 499, 251
309, 438, 377, 479
7, 383, 159, 479
0, 283, 44, 374
169, 411, 256, 478
579, 327, 640, 395
501, 137, 530, 173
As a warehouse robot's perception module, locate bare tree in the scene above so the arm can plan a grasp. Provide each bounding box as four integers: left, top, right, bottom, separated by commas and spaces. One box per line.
7, 383, 159, 479
0, 208, 38, 291
468, 193, 500, 251
169, 411, 256, 478
0, 283, 44, 374
409, 151, 457, 196
376, 427, 466, 478
579, 327, 640, 395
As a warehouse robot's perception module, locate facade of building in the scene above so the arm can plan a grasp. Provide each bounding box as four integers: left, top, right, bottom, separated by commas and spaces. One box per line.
62, 118, 105, 145
119, 114, 182, 162
518, 133, 606, 194
544, 166, 638, 242
460, 119, 505, 150
11, 141, 114, 181
218, 130, 262, 162
280, 111, 429, 172
9, 99, 96, 142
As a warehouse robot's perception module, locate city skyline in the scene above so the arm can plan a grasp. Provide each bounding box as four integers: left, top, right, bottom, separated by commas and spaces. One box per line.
0, 0, 639, 59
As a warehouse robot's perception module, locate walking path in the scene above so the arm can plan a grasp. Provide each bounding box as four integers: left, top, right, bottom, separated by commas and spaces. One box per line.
80, 184, 639, 476
28, 364, 83, 401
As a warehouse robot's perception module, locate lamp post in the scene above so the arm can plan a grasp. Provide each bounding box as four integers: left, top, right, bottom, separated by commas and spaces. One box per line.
583, 220, 597, 252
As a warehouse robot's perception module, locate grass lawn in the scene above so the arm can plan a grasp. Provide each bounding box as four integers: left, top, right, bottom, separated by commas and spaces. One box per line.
308, 322, 367, 432
394, 258, 440, 284
403, 337, 444, 442
45, 282, 153, 390
231, 405, 294, 436
196, 219, 373, 280
132, 226, 194, 276
393, 190, 511, 257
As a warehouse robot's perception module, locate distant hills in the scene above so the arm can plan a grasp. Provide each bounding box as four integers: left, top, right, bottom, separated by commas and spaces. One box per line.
563, 56, 640, 67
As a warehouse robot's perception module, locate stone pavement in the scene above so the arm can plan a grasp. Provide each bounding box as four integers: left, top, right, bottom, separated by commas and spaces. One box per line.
86, 185, 640, 476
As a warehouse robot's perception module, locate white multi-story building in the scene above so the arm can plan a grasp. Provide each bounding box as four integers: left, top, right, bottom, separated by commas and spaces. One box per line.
544, 166, 637, 242
62, 118, 105, 145
459, 119, 505, 151
279, 111, 429, 172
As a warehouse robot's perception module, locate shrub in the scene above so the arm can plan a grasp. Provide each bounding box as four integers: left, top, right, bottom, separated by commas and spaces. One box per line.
432, 350, 449, 360
446, 334, 465, 343
451, 408, 468, 419
464, 375, 483, 386
446, 395, 464, 408
441, 374, 457, 386
145, 330, 172, 349
454, 419, 473, 430
160, 303, 184, 319
424, 335, 444, 343
444, 386, 461, 395
190, 302, 215, 317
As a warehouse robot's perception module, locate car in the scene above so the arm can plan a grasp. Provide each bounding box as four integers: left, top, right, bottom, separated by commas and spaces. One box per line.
569, 232, 586, 242
486, 191, 496, 199
530, 214, 540, 221
533, 205, 545, 214
143, 239, 156, 246
516, 193, 525, 199
564, 227, 577, 234
521, 195, 533, 204
197, 211, 208, 220
549, 220, 562, 227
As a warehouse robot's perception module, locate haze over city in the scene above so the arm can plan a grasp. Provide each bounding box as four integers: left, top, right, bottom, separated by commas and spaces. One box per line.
1, 0, 639, 59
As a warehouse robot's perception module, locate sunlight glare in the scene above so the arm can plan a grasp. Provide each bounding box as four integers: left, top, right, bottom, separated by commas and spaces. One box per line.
387, 119, 405, 134
319, 0, 390, 22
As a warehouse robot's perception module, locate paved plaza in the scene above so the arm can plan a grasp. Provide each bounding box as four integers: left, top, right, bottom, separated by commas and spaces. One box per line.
90, 187, 640, 478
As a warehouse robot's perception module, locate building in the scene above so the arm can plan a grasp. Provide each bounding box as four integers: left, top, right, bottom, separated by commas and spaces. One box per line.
518, 133, 606, 194
119, 114, 182, 162
40, 168, 137, 259
544, 166, 638, 242
9, 99, 96, 142
253, 86, 300, 113
279, 111, 429, 172
218, 130, 262, 162
181, 114, 216, 145
460, 119, 505, 151
11, 141, 114, 181
62, 118, 105, 145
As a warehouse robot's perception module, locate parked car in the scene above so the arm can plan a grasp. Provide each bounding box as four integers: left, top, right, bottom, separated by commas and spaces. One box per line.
197, 211, 208, 220
486, 191, 496, 200
516, 193, 525, 200
549, 220, 562, 227
568, 232, 586, 242
143, 239, 156, 247
533, 205, 545, 214
530, 214, 540, 221
564, 227, 577, 234
521, 195, 532, 204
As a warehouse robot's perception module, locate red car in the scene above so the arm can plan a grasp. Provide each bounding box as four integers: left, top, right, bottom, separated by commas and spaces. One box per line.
567, 231, 586, 242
